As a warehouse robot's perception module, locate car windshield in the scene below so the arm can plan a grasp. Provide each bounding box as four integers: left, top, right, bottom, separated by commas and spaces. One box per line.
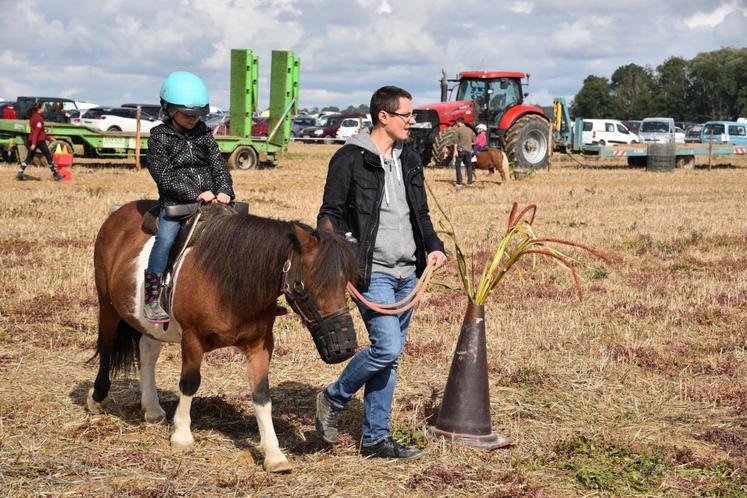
703, 124, 725, 136
640, 121, 670, 133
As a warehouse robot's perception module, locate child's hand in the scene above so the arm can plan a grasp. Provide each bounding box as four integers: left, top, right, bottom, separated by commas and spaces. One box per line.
215, 193, 231, 204
197, 191, 215, 203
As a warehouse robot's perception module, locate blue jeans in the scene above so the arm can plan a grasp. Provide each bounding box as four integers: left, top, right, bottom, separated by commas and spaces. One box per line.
146, 209, 182, 275
325, 272, 416, 446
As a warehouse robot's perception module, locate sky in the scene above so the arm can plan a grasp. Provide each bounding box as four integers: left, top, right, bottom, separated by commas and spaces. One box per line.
0, 0, 745, 112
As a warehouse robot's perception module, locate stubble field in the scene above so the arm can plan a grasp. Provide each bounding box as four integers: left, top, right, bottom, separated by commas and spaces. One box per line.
1, 145, 746, 497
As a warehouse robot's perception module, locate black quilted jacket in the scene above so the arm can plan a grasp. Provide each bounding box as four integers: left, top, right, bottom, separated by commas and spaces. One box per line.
146, 120, 235, 207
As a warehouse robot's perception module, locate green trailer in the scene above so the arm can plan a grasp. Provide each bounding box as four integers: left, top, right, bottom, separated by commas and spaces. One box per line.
0, 49, 300, 170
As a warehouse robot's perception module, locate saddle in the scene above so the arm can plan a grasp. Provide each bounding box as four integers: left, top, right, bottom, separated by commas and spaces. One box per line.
141, 201, 250, 319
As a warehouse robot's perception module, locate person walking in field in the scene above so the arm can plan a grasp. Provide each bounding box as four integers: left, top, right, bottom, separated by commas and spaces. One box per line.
453, 118, 475, 188
143, 71, 235, 323
2, 104, 16, 120
315, 85, 447, 459
16, 102, 63, 181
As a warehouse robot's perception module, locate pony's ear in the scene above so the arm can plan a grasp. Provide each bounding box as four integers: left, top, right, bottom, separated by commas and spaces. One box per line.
293, 223, 318, 253
318, 217, 334, 233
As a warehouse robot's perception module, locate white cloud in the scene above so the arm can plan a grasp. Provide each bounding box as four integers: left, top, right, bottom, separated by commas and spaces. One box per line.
510, 1, 534, 14
684, 1, 743, 28
377, 0, 393, 15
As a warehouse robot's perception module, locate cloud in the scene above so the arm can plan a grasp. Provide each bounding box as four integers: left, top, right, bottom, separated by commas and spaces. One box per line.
510, 1, 534, 14
684, 1, 743, 28
377, 0, 393, 15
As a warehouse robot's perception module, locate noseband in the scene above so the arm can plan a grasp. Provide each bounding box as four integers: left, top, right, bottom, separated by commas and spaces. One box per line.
282, 252, 357, 364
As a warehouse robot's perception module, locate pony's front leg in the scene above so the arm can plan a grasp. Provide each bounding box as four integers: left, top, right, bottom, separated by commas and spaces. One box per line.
246, 339, 292, 473
139, 335, 166, 423
171, 332, 203, 450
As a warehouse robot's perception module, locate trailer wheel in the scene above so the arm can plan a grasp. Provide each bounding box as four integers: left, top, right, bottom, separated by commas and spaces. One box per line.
675, 155, 695, 170
504, 114, 549, 169
48, 140, 73, 156
430, 127, 457, 168
229, 146, 258, 170
107, 126, 121, 132
627, 156, 646, 168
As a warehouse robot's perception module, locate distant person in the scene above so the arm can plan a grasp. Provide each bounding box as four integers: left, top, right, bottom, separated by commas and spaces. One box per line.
473, 123, 487, 156
453, 118, 475, 188
2, 104, 16, 120
142, 71, 235, 323
16, 102, 63, 181
315, 85, 447, 460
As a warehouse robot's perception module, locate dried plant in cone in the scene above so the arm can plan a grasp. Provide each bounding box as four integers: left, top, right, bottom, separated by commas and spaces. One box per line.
426, 183, 608, 305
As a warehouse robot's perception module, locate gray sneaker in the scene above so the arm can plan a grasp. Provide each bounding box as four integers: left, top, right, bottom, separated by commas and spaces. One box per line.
315, 390, 340, 444
15, 172, 26, 181
143, 299, 170, 323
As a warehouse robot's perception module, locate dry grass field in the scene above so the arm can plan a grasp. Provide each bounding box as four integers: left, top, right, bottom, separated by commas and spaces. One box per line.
1, 144, 746, 497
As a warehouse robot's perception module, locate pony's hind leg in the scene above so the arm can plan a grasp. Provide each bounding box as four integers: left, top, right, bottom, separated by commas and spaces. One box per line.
139, 334, 166, 423
244, 336, 291, 473
170, 331, 203, 450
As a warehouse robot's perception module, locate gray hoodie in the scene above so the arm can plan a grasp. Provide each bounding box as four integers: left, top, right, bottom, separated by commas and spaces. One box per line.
347, 132, 417, 279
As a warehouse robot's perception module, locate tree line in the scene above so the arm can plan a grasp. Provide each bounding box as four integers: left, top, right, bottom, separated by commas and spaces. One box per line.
571, 47, 747, 123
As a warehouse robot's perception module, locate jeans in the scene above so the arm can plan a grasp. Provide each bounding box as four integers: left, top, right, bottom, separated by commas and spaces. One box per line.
325, 272, 416, 446
146, 209, 182, 275
455, 149, 473, 185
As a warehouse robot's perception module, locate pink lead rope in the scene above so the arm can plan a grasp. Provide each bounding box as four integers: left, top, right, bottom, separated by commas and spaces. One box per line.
346, 261, 436, 315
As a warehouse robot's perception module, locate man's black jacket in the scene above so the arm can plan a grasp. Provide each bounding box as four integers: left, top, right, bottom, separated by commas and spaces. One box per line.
317, 142, 445, 290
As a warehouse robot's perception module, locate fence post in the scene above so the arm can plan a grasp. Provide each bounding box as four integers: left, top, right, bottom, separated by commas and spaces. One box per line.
135, 106, 142, 171
708, 130, 713, 171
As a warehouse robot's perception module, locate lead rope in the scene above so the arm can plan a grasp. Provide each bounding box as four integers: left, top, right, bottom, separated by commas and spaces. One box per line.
346, 260, 436, 315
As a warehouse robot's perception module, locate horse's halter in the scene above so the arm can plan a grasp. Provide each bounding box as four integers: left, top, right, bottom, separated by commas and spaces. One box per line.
282, 251, 357, 364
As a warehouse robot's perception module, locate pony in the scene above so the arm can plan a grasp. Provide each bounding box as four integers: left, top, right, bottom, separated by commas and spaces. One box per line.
87, 200, 357, 472
474, 148, 510, 182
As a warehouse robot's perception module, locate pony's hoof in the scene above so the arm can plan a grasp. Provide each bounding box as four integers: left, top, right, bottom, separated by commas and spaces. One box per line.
144, 406, 166, 424
86, 388, 108, 414
170, 434, 194, 451
264, 456, 292, 473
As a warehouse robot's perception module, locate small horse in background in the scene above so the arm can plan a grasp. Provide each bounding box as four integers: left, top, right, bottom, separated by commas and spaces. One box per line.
88, 200, 357, 472
474, 147, 510, 182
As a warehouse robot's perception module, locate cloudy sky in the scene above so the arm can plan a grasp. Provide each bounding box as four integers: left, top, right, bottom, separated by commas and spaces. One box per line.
1, 0, 745, 111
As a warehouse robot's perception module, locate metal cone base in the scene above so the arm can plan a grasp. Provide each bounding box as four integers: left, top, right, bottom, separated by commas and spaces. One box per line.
429, 303, 512, 451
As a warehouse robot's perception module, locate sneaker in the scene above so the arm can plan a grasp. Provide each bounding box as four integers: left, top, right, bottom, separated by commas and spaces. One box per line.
466, 182, 475, 187
315, 390, 341, 444
361, 436, 423, 460
16, 172, 26, 181
143, 300, 170, 323
455, 183, 463, 189
52, 171, 64, 181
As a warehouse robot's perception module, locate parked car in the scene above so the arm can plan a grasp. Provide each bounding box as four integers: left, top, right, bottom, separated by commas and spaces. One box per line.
301, 113, 366, 140
77, 107, 161, 132
121, 103, 163, 119
638, 117, 683, 144
336, 116, 373, 140
205, 115, 268, 137
684, 124, 704, 143
700, 121, 747, 145
581, 119, 639, 145
15, 96, 78, 122
291, 115, 319, 136
621, 120, 641, 135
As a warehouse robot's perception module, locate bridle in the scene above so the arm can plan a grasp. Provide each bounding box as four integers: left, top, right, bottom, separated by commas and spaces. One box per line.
281, 250, 356, 364
281, 252, 349, 329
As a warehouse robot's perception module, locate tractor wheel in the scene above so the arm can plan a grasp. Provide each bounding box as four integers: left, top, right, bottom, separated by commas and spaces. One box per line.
228, 146, 258, 170
430, 127, 457, 168
504, 114, 549, 169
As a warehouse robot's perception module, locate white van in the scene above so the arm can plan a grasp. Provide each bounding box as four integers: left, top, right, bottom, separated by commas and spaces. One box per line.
581, 119, 639, 145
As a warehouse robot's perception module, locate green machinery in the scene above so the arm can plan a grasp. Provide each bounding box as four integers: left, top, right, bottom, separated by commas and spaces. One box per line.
0, 49, 300, 170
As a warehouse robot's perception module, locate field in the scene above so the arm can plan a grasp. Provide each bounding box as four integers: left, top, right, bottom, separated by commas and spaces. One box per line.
1, 145, 746, 497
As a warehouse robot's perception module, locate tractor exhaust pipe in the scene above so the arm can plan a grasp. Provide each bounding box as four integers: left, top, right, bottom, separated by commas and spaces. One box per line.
440, 69, 448, 103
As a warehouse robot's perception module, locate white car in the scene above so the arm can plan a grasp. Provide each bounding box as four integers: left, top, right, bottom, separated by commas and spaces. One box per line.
581, 119, 639, 146
336, 117, 372, 140
77, 107, 161, 133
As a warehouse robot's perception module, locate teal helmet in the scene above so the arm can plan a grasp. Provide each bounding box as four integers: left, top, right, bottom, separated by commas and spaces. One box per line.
159, 71, 210, 117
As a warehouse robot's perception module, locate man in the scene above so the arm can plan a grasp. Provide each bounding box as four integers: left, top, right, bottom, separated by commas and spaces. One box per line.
316, 86, 447, 459
453, 118, 475, 188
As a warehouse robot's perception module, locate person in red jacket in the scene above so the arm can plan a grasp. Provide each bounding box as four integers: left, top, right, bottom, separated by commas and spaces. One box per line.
1, 104, 16, 120
16, 102, 63, 181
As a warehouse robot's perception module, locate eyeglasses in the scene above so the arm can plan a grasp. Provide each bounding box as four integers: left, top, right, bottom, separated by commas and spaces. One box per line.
387, 110, 415, 121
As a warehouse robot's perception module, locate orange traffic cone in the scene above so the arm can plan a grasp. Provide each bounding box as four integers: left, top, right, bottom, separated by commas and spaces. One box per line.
429, 303, 512, 450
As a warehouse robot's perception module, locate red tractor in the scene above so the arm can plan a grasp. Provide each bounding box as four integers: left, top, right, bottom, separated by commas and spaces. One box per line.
409, 70, 550, 169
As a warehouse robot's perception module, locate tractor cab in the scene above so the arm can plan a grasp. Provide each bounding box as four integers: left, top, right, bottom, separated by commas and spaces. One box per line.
454, 72, 526, 130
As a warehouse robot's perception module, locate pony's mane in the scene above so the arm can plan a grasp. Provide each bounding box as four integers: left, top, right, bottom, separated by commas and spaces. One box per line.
192, 212, 357, 319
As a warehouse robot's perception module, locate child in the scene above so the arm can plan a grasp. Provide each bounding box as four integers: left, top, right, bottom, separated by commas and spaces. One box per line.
473, 123, 487, 156
143, 71, 235, 323
16, 102, 63, 181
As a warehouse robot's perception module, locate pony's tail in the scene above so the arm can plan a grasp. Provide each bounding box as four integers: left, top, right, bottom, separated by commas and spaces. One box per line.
88, 320, 141, 377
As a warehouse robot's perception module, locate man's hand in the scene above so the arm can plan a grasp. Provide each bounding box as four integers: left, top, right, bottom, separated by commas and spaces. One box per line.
214, 192, 231, 204
197, 191, 215, 203
427, 250, 447, 270
29, 144, 36, 151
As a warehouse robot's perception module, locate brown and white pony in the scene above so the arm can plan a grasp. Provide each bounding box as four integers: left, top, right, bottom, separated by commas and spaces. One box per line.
87, 200, 357, 472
